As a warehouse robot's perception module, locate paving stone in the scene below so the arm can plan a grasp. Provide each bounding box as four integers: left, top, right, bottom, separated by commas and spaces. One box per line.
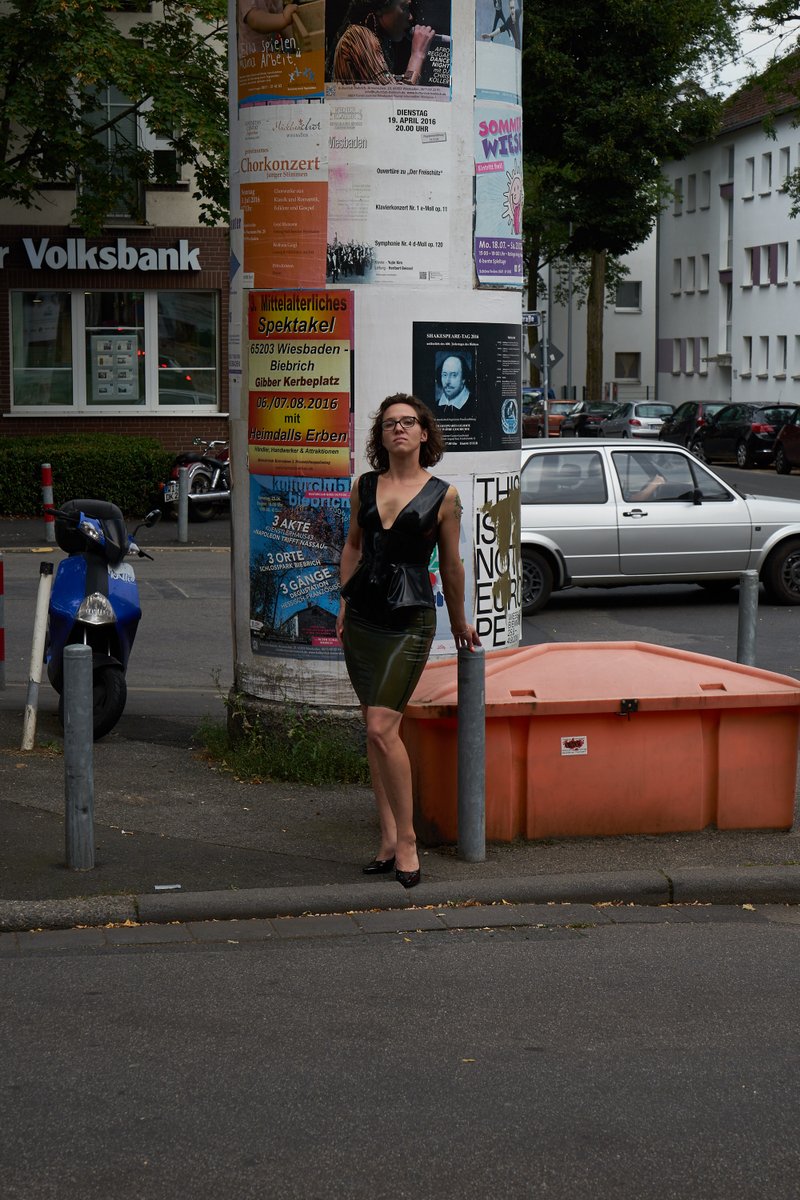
16, 927, 108, 950
675, 904, 769, 923
271, 914, 359, 939
601, 905, 695, 923
353, 909, 448, 934
186, 919, 276, 942
104, 923, 194, 944
436, 902, 610, 930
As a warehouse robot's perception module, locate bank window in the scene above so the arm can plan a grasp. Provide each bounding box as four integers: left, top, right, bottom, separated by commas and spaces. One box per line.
157, 293, 217, 406
11, 292, 73, 407
11, 290, 219, 413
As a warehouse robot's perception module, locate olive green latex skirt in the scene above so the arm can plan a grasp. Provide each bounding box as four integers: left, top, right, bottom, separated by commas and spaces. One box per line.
342, 605, 436, 713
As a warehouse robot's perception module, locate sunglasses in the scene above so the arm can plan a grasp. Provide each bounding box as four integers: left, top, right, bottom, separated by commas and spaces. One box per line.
381, 416, 420, 431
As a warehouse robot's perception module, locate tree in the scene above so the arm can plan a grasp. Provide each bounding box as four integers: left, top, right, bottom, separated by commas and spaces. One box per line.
522, 0, 742, 400
0, 0, 228, 234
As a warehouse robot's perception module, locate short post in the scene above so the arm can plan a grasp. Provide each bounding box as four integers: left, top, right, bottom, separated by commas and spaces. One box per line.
177, 465, 189, 544
737, 570, 760, 666
457, 645, 486, 862
41, 462, 55, 545
21, 562, 54, 751
64, 644, 95, 871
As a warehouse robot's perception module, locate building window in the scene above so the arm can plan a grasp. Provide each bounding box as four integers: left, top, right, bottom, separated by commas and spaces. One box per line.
722, 197, 733, 268
686, 174, 696, 212
11, 292, 74, 406
674, 178, 683, 215
742, 336, 752, 375
794, 335, 800, 378
699, 254, 710, 291
11, 290, 219, 413
744, 157, 755, 197
699, 337, 709, 375
758, 336, 769, 376
777, 335, 788, 375
777, 242, 789, 284
615, 280, 642, 310
672, 340, 682, 373
780, 147, 791, 189
744, 246, 755, 286
672, 258, 682, 292
760, 245, 770, 285
685, 256, 696, 292
614, 352, 641, 380
723, 144, 734, 181
761, 152, 772, 193
85, 86, 141, 220
700, 170, 711, 208
686, 338, 696, 373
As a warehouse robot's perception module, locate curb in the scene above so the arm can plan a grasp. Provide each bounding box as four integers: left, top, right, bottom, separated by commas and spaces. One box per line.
3, 865, 800, 932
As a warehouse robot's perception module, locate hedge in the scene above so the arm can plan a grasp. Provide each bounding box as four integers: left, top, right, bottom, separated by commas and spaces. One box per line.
0, 435, 172, 517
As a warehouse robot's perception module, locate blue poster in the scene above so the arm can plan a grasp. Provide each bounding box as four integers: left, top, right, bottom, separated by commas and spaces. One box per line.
475, 0, 522, 104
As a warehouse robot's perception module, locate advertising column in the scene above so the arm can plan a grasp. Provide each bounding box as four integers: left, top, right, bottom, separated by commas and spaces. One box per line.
228, 1, 523, 713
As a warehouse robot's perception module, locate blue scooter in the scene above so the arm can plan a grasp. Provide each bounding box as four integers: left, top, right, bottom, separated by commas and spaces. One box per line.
47, 499, 161, 740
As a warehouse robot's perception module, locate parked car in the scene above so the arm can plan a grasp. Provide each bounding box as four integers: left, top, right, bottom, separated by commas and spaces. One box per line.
519, 438, 800, 614
774, 408, 800, 475
560, 400, 616, 437
598, 401, 674, 439
690, 402, 800, 468
522, 391, 575, 438
659, 400, 729, 448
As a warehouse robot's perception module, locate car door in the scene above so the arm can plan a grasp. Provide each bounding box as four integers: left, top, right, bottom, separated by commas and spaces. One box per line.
782, 408, 800, 465
611, 447, 753, 576
675, 402, 697, 444
703, 404, 739, 460
520, 448, 618, 581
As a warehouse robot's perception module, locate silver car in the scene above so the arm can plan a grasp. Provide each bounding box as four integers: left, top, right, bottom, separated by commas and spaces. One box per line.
520, 439, 800, 614
598, 400, 674, 439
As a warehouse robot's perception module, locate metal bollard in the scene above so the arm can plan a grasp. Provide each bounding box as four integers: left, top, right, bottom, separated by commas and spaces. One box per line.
177, 466, 189, 544
457, 645, 486, 862
737, 570, 760, 666
63, 644, 95, 871
21, 562, 54, 751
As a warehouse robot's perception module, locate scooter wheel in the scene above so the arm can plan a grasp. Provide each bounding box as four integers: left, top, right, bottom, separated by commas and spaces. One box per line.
58, 664, 127, 741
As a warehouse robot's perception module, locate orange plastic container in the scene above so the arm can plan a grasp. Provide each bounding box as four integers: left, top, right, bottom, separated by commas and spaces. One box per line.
401, 642, 800, 843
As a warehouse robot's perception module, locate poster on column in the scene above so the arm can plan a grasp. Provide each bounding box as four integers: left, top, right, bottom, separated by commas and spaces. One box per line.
473, 470, 522, 650
324, 0, 451, 99
239, 107, 328, 289
248, 289, 352, 477
249, 474, 349, 657
474, 101, 523, 288
326, 99, 452, 285
475, 0, 522, 103
237, 0, 325, 104
412, 321, 521, 453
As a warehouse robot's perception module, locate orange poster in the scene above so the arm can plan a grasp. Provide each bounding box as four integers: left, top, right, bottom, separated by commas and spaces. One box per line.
237, 0, 324, 105
247, 290, 352, 477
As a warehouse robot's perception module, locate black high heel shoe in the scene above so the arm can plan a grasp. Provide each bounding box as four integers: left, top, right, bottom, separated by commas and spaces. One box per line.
395, 866, 421, 889
362, 856, 395, 875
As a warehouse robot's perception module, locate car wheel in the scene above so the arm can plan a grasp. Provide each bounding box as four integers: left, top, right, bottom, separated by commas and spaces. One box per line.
763, 538, 800, 605
775, 445, 792, 476
521, 548, 554, 616
736, 440, 753, 469
690, 437, 709, 463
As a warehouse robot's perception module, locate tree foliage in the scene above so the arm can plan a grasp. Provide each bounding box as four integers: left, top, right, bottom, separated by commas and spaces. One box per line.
0, 0, 228, 234
522, 0, 742, 397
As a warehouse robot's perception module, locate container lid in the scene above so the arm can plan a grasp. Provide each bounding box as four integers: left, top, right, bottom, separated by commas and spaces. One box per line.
405, 642, 800, 718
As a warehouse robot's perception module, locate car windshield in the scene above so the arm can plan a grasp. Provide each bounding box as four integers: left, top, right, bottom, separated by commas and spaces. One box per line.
550, 402, 575, 415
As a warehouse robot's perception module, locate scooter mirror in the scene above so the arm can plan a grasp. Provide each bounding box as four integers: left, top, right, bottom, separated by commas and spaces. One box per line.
143, 509, 162, 527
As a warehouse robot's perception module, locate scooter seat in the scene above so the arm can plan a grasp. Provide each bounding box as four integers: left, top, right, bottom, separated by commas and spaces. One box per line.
55, 499, 128, 565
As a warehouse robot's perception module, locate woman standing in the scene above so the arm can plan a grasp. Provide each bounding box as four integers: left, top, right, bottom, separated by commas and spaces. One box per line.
336, 394, 480, 889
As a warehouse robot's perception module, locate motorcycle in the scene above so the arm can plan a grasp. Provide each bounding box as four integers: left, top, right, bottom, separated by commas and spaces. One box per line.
46, 499, 161, 740
162, 437, 230, 523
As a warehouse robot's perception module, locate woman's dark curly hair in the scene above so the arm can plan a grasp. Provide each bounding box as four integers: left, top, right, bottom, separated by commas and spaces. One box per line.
327, 1, 396, 75
365, 393, 444, 472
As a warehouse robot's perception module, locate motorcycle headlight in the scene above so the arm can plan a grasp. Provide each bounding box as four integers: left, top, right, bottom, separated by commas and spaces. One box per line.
77, 592, 116, 625
79, 518, 104, 543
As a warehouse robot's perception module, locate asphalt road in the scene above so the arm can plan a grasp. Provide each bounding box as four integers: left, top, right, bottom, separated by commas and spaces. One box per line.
3, 912, 800, 1199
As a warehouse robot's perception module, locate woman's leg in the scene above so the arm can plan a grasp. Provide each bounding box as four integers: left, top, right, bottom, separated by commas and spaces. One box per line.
363, 705, 397, 859
364, 704, 419, 873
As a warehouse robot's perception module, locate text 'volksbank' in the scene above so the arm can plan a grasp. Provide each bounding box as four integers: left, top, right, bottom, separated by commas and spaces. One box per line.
22, 238, 202, 271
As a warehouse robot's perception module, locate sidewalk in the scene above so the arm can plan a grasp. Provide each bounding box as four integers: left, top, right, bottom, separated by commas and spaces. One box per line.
2, 515, 800, 932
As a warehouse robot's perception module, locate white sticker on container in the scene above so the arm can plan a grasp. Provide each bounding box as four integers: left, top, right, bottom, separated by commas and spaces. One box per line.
561, 736, 588, 756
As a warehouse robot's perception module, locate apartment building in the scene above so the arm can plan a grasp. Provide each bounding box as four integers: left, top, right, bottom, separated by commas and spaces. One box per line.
658, 79, 800, 410
0, 7, 229, 453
